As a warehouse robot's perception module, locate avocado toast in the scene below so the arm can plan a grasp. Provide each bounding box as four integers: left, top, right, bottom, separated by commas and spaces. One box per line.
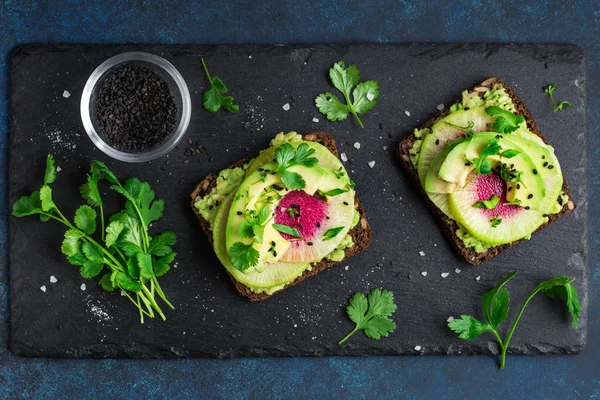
191, 132, 371, 300
397, 77, 575, 265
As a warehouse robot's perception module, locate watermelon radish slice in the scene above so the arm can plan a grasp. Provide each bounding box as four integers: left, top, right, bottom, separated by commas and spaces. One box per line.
449, 173, 547, 245
276, 189, 356, 263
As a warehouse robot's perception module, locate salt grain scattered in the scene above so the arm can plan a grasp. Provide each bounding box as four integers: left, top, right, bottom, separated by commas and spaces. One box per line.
368, 161, 376, 168
383, 146, 387, 150
437, 103, 444, 111
441, 272, 450, 278
50, 276, 57, 283
56, 166, 62, 172
354, 142, 361, 149
404, 110, 411, 117
447, 316, 455, 323
421, 271, 428, 277
455, 268, 461, 274
344, 265, 349, 271
80, 283, 86, 291
312, 117, 319, 123
282, 103, 290, 111
341, 152, 348, 162
414, 345, 422, 351
476, 276, 481, 281
419, 251, 425, 257
40, 285, 47, 292
62, 90, 71, 98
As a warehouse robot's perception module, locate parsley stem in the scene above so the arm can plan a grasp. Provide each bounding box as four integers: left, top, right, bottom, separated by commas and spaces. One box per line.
100, 206, 105, 242
152, 276, 174, 309
338, 326, 359, 345
141, 285, 166, 321
201, 58, 212, 82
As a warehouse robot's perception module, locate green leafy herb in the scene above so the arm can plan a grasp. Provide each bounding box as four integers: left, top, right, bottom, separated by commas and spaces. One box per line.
473, 195, 500, 210
503, 198, 522, 207
445, 120, 476, 140
315, 188, 349, 201
544, 83, 571, 112
448, 271, 580, 369
286, 207, 299, 218
12, 156, 176, 324
467, 138, 501, 181
315, 61, 380, 128
272, 223, 303, 238
485, 106, 525, 133
500, 149, 520, 158
490, 214, 502, 227
228, 242, 260, 271
275, 143, 318, 190
322, 226, 344, 241
498, 164, 526, 188
201, 58, 239, 113
338, 288, 397, 345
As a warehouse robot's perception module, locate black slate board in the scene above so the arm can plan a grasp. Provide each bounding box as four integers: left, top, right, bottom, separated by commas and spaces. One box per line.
9, 44, 587, 358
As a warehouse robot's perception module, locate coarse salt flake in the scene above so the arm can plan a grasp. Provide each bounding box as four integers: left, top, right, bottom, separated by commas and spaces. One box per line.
368, 161, 376, 168
80, 283, 86, 291
63, 90, 71, 98
56, 166, 62, 172
405, 110, 411, 117
354, 142, 361, 149
344, 265, 349, 271
312, 117, 319, 123
441, 272, 450, 278
437, 104, 444, 111
340, 152, 348, 162
414, 345, 422, 351
50, 276, 57, 283
447, 316, 455, 322
282, 103, 290, 111
421, 271, 428, 277
455, 268, 461, 274
419, 251, 425, 256
40, 285, 47, 292
476, 276, 481, 281
366, 92, 375, 101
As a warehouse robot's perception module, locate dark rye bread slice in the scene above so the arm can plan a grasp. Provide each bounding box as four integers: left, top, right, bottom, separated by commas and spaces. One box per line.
396, 77, 575, 265
190, 132, 372, 301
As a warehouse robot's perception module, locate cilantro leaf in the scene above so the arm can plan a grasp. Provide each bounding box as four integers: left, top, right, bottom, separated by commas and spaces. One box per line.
81, 242, 104, 263
148, 231, 176, 257
74, 205, 96, 235
280, 170, 305, 191
500, 149, 521, 158
154, 252, 176, 277
61, 229, 82, 256
315, 61, 380, 128
104, 220, 125, 248
99, 272, 115, 292
12, 191, 43, 217
228, 242, 259, 271
485, 106, 525, 133
39, 185, 57, 212
239, 220, 256, 238
472, 195, 500, 210
490, 214, 502, 227
272, 223, 303, 238
544, 83, 571, 113
80, 172, 103, 208
323, 226, 344, 241
115, 272, 142, 293
339, 288, 397, 345
90, 160, 119, 184
137, 252, 154, 280
44, 154, 57, 185
201, 58, 239, 113
448, 271, 581, 369
80, 260, 104, 279
274, 143, 318, 190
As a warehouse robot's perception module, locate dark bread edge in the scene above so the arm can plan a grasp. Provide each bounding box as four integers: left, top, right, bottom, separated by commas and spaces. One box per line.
190, 132, 372, 301
395, 77, 575, 266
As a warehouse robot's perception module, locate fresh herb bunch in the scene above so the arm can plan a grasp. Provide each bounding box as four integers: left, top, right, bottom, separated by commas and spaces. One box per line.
315, 61, 380, 128
448, 271, 580, 369
544, 83, 571, 112
339, 288, 397, 345
485, 106, 525, 133
201, 58, 239, 113
12, 155, 176, 323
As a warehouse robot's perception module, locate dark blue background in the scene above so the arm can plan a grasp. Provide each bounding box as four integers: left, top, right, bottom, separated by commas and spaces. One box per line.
0, 1, 598, 398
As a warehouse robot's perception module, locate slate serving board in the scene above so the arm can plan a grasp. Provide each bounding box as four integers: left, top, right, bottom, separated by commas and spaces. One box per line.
9, 43, 587, 358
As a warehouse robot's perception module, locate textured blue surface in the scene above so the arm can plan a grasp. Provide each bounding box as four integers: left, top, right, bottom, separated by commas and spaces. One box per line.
0, 0, 598, 398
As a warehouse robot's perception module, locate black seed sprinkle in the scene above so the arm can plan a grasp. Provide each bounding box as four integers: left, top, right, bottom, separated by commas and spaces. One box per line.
510, 164, 514, 169
237, 211, 242, 216
209, 205, 213, 210
326, 216, 330, 220
508, 186, 513, 192
273, 251, 277, 257
271, 241, 275, 247
533, 169, 538, 175
316, 222, 321, 228
465, 162, 471, 166
542, 155, 546, 159
543, 214, 548, 217
343, 201, 349, 206
435, 139, 440, 145
528, 194, 533, 199
543, 161, 548, 167
525, 206, 530, 210
548, 165, 554, 169
307, 242, 313, 246
516, 184, 521, 189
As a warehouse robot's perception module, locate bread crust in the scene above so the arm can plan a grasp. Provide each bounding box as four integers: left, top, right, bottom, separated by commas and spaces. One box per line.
395, 77, 574, 265
190, 132, 372, 300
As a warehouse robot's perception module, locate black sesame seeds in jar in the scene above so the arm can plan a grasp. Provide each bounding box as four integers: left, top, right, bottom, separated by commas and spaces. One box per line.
95, 66, 177, 152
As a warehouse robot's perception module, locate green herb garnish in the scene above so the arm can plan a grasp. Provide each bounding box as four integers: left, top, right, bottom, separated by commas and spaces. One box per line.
286, 207, 299, 218
448, 271, 580, 369
473, 195, 500, 210
228, 242, 259, 272
499, 163, 526, 188
485, 106, 525, 133
323, 226, 345, 241
315, 61, 379, 128
201, 58, 239, 113
338, 288, 397, 345
503, 198, 522, 207
500, 149, 520, 158
12, 156, 176, 323
275, 143, 319, 190
544, 83, 571, 112
272, 223, 303, 238
490, 214, 502, 227
468, 138, 501, 177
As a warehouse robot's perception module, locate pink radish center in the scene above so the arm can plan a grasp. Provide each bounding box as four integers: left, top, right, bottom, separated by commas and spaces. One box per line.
274, 190, 328, 240
474, 173, 521, 218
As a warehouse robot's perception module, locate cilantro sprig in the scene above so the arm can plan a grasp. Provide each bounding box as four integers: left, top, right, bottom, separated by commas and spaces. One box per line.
339, 288, 397, 345
275, 143, 319, 190
201, 58, 239, 113
473, 194, 500, 210
485, 106, 525, 133
448, 271, 580, 369
544, 83, 571, 112
315, 61, 380, 128
12, 156, 176, 323
468, 138, 501, 177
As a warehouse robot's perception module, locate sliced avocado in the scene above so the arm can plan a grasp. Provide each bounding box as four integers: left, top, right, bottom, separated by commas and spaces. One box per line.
425, 145, 458, 194
438, 141, 473, 186
212, 192, 309, 293
463, 134, 546, 211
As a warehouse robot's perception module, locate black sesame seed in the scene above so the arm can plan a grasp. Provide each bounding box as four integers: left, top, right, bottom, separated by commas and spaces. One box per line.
525, 206, 530, 210
508, 186, 513, 192
307, 242, 313, 246
343, 201, 349, 206
528, 194, 533, 199
273, 251, 277, 257
326, 216, 330, 220
510, 164, 514, 169
209, 205, 213, 210
465, 162, 471, 166
258, 168, 264, 172
542, 155, 546, 159
516, 184, 521, 189
548, 165, 554, 169
543, 161, 548, 167
271, 241, 276, 247
435, 139, 440, 145
543, 214, 548, 217
533, 169, 538, 175
236, 211, 242, 215
317, 222, 321, 228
